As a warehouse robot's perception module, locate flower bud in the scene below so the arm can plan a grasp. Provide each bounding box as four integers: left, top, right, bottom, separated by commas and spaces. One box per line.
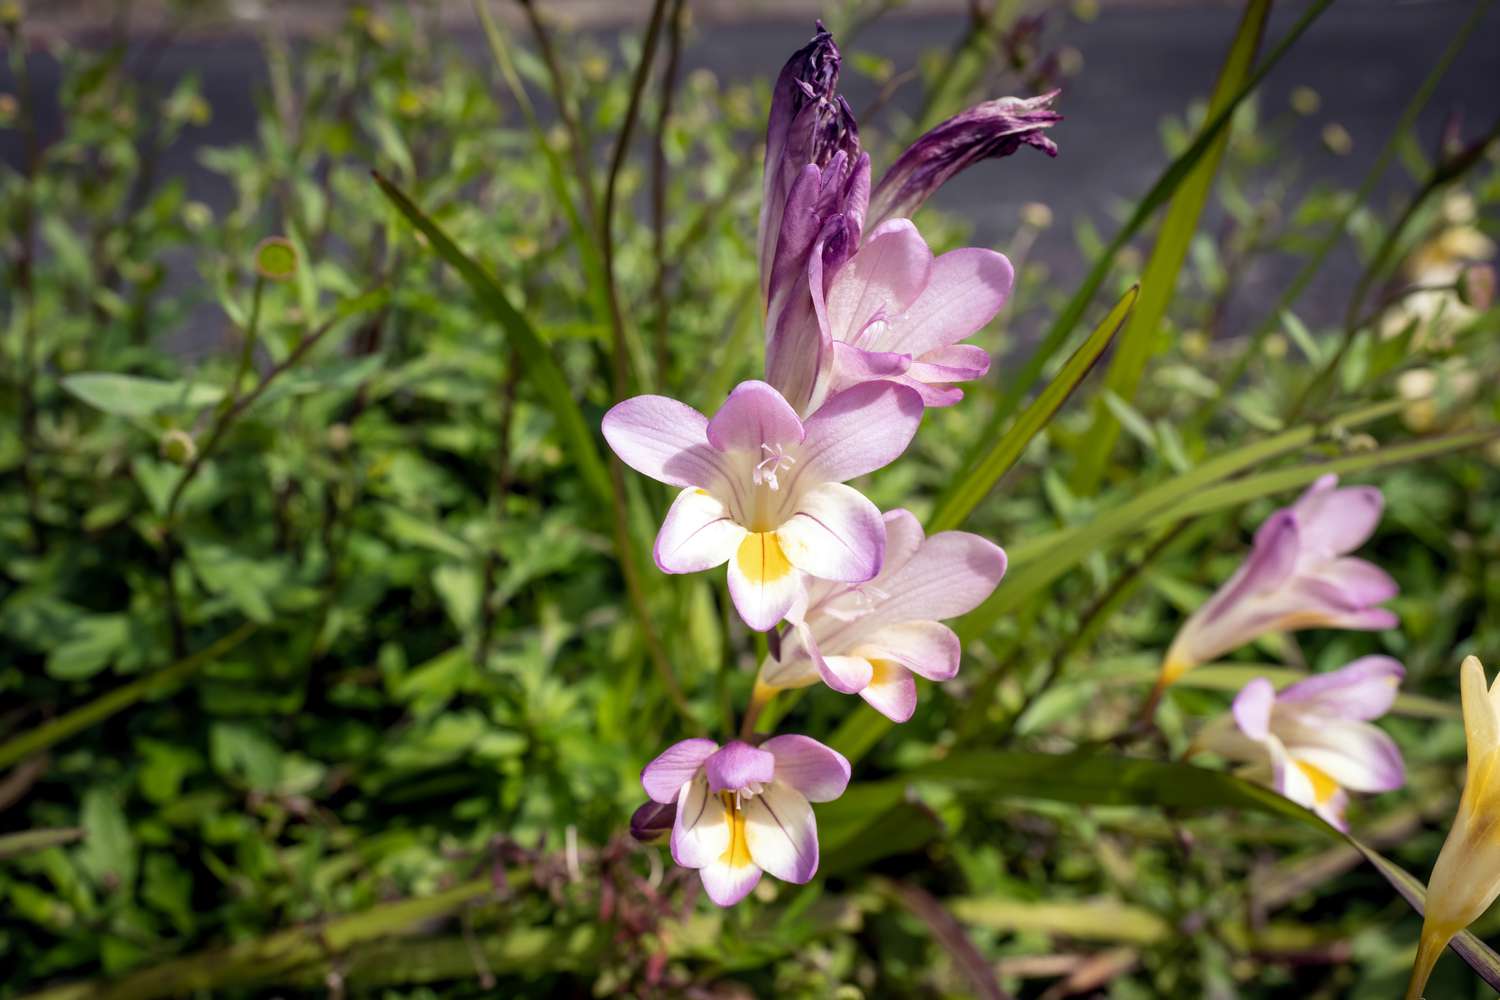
160, 429, 197, 466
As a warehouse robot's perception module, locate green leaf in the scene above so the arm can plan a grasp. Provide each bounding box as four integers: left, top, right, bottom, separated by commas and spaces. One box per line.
45, 615, 132, 681
0, 827, 85, 861
1073, 0, 1271, 492
929, 286, 1137, 533
77, 787, 137, 895
62, 373, 222, 419
372, 172, 612, 505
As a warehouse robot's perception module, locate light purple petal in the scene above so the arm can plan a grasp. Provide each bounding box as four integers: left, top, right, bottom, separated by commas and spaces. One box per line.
1201, 511, 1300, 623
859, 660, 919, 722
744, 780, 819, 884
1279, 655, 1405, 721
602, 395, 726, 489
867, 91, 1061, 228
654, 488, 747, 574
879, 248, 1014, 359
706, 380, 806, 454
860, 620, 962, 682
823, 219, 933, 345
909, 342, 991, 382
778, 482, 886, 583
1232, 678, 1276, 742
699, 856, 762, 906
1301, 557, 1399, 609
1307, 605, 1399, 632
875, 530, 1008, 622
878, 508, 927, 581
1291, 477, 1383, 557
704, 741, 776, 794
817, 653, 874, 695
1289, 721, 1406, 794
672, 774, 730, 868
642, 738, 718, 804
765, 167, 836, 415
830, 341, 913, 394
794, 381, 924, 483
762, 734, 851, 802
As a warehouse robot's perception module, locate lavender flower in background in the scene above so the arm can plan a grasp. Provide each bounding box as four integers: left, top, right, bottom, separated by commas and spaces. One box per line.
1158, 475, 1399, 689
761, 509, 1006, 721
1406, 656, 1500, 1000
1195, 657, 1406, 830
866, 91, 1061, 228
602, 379, 923, 631
641, 735, 851, 906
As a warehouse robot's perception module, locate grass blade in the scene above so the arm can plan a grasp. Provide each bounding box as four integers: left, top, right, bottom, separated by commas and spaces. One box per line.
1071, 0, 1270, 492
930, 285, 1137, 533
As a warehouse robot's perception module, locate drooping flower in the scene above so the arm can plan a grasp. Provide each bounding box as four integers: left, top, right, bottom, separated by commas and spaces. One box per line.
1195, 656, 1406, 830
641, 735, 851, 906
759, 509, 1006, 721
813, 218, 1013, 407
1159, 474, 1398, 688
602, 379, 923, 631
759, 25, 1058, 416
1406, 656, 1500, 1000
865, 91, 1062, 229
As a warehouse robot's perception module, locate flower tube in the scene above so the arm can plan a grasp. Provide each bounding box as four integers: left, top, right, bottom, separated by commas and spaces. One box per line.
641, 735, 851, 906
603, 379, 923, 630
1159, 475, 1398, 689
1195, 656, 1406, 830
1406, 656, 1500, 1000
760, 509, 1006, 720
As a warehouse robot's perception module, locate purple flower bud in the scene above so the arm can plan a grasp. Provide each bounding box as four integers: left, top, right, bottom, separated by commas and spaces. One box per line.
867, 91, 1062, 229
629, 799, 677, 844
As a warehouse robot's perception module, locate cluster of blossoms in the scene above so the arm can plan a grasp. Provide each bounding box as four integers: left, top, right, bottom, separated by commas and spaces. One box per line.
605, 24, 1057, 905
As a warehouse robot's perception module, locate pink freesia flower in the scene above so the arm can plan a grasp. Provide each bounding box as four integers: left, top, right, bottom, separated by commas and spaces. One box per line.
1197, 656, 1407, 830
760, 509, 1006, 721
759, 24, 1055, 415
1160, 474, 1398, 687
813, 218, 1013, 409
602, 379, 923, 631
641, 735, 851, 906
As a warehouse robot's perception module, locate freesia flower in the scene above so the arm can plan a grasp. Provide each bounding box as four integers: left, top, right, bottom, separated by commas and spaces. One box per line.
1195, 656, 1406, 830
602, 379, 923, 631
641, 735, 851, 906
759, 24, 1057, 415
1406, 656, 1500, 1000
1159, 474, 1398, 688
760, 509, 1006, 721
814, 218, 1013, 407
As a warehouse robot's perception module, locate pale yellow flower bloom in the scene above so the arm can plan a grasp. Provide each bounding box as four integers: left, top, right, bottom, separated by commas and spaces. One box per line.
1406, 656, 1500, 999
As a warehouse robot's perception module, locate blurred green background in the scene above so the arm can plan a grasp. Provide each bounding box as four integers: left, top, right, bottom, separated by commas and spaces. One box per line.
1, 1, 1498, 996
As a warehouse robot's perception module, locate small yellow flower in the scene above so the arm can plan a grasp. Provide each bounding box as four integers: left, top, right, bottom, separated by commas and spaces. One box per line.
1406, 656, 1500, 999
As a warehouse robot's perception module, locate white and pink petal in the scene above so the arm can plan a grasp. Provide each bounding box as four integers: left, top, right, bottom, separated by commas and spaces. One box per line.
654, 488, 747, 574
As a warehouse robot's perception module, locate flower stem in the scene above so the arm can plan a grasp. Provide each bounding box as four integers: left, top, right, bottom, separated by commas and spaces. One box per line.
739, 681, 779, 742
1404, 927, 1451, 1000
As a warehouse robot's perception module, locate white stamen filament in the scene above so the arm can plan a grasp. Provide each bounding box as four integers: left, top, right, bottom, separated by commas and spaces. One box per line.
752, 444, 796, 491
732, 781, 766, 810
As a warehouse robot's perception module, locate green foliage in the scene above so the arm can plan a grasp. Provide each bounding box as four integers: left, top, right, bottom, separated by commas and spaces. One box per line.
1, 2, 1498, 999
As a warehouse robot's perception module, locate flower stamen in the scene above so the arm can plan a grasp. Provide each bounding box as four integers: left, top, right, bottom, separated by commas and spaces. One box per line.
753, 443, 796, 491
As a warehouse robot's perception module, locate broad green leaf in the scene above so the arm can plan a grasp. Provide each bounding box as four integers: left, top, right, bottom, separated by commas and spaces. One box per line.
929, 286, 1136, 533
1073, 0, 1271, 492
77, 788, 137, 894
62, 373, 222, 419
45, 615, 132, 681
372, 172, 612, 505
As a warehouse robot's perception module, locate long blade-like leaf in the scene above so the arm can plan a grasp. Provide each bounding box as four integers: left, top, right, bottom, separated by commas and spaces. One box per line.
930, 286, 1137, 534
1071, 0, 1270, 492
0, 623, 257, 770
987, 0, 1332, 437
372, 171, 613, 504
